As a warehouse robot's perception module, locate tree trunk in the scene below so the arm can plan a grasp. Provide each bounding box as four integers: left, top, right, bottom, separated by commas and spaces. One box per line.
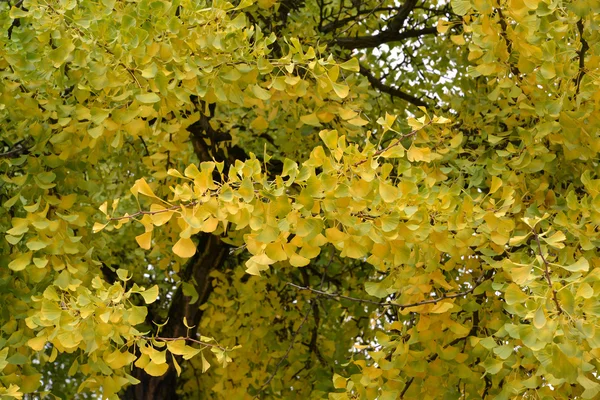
124, 234, 229, 400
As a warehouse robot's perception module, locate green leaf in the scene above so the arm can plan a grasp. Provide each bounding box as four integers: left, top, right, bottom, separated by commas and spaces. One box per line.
504, 284, 528, 305
136, 93, 161, 103
332, 82, 349, 98
8, 252, 32, 271
365, 281, 390, 298
451, 0, 471, 15
182, 282, 199, 304
140, 285, 159, 304
9, 6, 28, 18
533, 307, 546, 329
560, 257, 589, 272
252, 85, 271, 100
340, 58, 360, 72
300, 113, 321, 127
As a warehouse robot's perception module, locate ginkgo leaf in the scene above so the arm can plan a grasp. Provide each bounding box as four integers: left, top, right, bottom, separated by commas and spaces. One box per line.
451, 0, 471, 14
331, 82, 349, 98
339, 58, 359, 72
135, 231, 152, 250
380, 145, 405, 158
8, 252, 32, 271
560, 258, 589, 272
543, 231, 566, 248
347, 116, 369, 126
27, 335, 47, 351
289, 253, 310, 267
504, 284, 528, 305
430, 301, 454, 314
173, 237, 197, 258
144, 361, 169, 376
166, 340, 187, 355
364, 281, 389, 298
201, 352, 211, 372
490, 176, 502, 194
300, 113, 321, 127
99, 201, 108, 215
136, 93, 161, 103
172, 353, 182, 376
131, 178, 158, 199
319, 129, 338, 150
150, 204, 174, 226
252, 84, 271, 100
533, 308, 546, 329
379, 182, 398, 203
140, 285, 159, 304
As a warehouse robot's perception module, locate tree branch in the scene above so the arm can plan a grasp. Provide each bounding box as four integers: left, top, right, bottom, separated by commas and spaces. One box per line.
254, 253, 335, 398
532, 228, 563, 314
287, 272, 488, 310
140, 336, 227, 351
0, 139, 31, 159
320, 6, 406, 33
333, 27, 437, 50
496, 9, 520, 78
400, 377, 414, 399
107, 202, 198, 222
575, 19, 589, 96
386, 0, 418, 33
359, 64, 428, 107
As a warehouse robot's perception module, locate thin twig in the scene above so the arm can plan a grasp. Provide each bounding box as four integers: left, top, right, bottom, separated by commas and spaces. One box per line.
141, 335, 227, 351
353, 121, 432, 167
108, 201, 198, 221
332, 0, 386, 38
287, 271, 488, 310
532, 228, 563, 314
121, 63, 142, 88
400, 377, 414, 399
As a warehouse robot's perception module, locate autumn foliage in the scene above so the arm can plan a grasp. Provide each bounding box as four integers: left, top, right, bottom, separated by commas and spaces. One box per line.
1, 0, 599, 399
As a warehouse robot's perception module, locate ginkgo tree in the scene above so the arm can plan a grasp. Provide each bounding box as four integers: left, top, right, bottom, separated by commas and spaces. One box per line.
1, 0, 599, 399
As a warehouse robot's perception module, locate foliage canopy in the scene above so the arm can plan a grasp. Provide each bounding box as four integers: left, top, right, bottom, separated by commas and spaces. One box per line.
1, 0, 599, 399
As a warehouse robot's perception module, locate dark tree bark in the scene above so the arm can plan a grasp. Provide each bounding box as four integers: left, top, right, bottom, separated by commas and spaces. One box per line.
124, 234, 230, 400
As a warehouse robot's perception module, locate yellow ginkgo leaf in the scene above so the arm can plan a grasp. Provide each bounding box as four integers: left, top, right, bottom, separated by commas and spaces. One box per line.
135, 231, 152, 250
173, 237, 197, 258
144, 360, 169, 377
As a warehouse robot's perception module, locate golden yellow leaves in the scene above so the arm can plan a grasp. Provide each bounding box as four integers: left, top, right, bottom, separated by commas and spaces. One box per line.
139, 285, 160, 304
8, 251, 32, 272
95, 114, 456, 282
173, 237, 197, 258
